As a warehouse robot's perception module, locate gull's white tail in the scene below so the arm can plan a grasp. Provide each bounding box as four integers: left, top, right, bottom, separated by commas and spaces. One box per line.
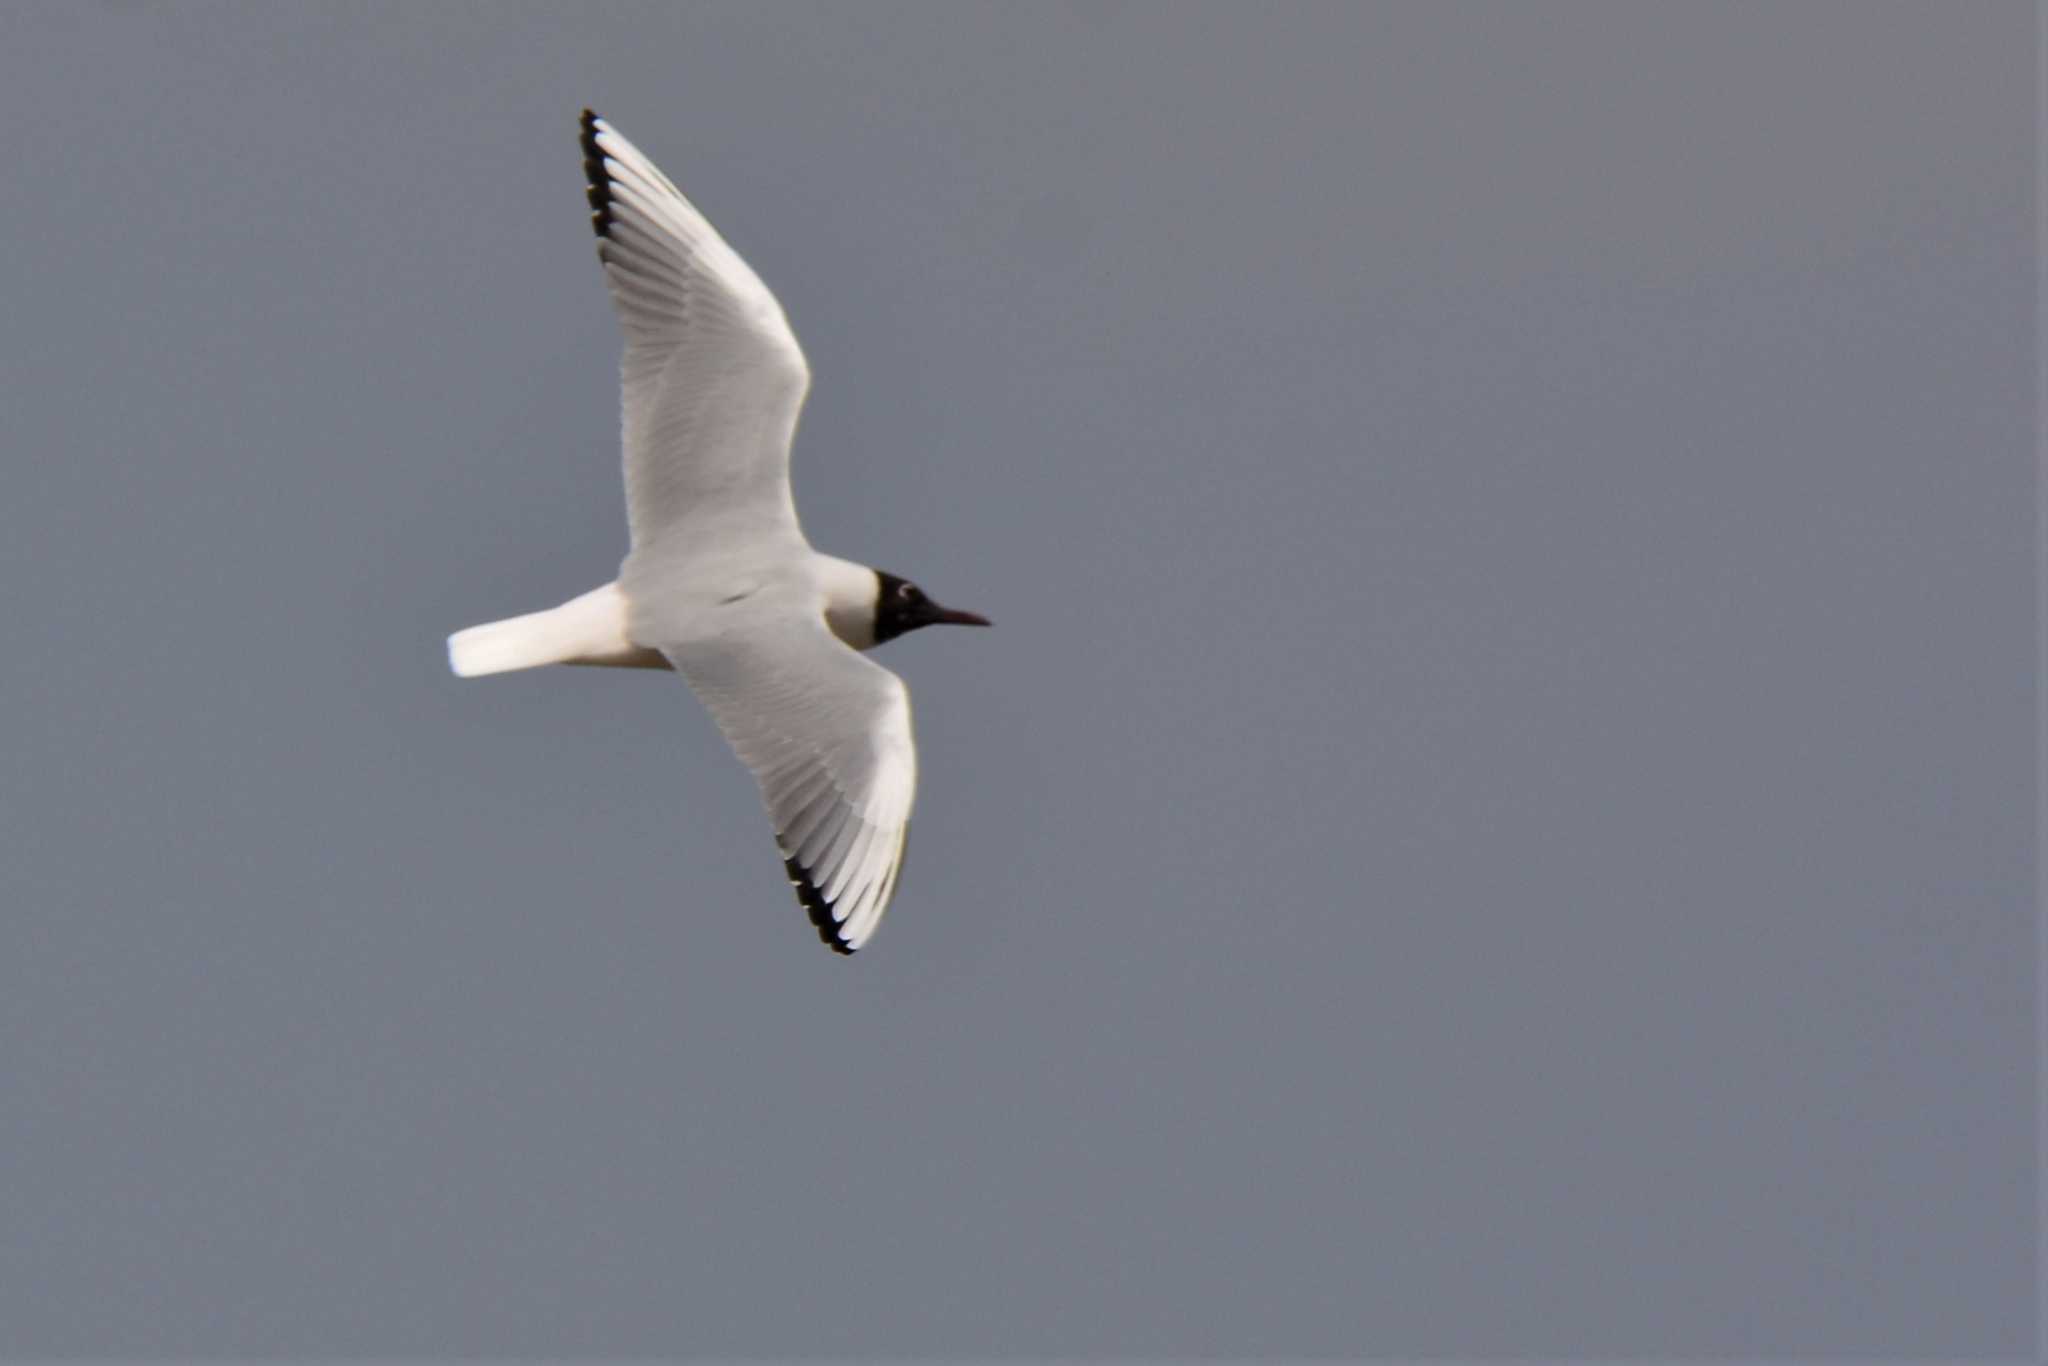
447, 581, 668, 676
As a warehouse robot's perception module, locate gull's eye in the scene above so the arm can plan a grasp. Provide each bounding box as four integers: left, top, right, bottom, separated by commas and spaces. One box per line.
899, 583, 918, 601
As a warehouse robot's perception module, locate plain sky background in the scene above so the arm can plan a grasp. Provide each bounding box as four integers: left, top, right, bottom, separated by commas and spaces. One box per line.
0, 1, 2035, 1357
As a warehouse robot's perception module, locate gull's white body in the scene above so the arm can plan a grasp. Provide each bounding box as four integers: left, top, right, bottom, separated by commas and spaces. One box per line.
447, 113, 924, 954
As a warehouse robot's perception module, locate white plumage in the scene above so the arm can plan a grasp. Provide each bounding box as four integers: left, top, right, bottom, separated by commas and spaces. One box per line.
447, 112, 987, 954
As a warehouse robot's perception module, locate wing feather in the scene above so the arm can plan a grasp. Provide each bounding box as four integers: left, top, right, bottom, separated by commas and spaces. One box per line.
579, 111, 812, 565
662, 609, 917, 955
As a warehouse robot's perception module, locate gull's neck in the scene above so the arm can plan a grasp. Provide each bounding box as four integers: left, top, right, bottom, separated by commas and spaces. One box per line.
815, 553, 882, 651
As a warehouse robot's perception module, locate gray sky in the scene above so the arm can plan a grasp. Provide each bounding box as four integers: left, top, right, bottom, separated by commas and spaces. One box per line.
0, 1, 2034, 1357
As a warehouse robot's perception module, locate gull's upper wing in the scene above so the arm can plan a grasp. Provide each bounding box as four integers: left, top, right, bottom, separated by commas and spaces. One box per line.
581, 111, 813, 562
664, 607, 917, 954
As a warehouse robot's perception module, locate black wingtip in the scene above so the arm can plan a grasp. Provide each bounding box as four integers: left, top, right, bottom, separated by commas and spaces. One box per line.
784, 855, 858, 955
579, 108, 613, 239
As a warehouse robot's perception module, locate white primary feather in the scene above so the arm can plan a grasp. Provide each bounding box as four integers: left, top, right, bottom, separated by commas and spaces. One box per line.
663, 602, 916, 953
580, 111, 812, 574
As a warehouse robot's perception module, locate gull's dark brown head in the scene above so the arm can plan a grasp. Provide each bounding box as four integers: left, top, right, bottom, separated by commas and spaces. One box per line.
872, 571, 991, 645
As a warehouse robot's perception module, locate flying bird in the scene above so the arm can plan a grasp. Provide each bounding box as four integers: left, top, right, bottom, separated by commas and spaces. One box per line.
447, 111, 988, 954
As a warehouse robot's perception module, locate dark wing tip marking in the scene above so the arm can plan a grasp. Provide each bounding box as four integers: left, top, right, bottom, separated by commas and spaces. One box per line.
784, 855, 858, 955
579, 108, 613, 239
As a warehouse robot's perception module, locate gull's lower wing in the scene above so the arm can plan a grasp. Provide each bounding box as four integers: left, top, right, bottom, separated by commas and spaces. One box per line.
664, 609, 917, 954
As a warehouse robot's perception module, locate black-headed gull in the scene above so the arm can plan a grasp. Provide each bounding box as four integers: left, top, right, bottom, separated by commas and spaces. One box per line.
448, 111, 988, 955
